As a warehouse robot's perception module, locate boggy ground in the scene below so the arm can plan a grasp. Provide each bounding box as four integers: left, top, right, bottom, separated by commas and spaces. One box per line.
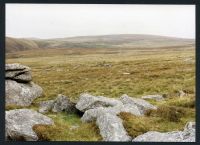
6, 47, 195, 141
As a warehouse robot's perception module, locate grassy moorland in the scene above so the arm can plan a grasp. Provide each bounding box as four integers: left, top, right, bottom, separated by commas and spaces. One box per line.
6, 45, 195, 141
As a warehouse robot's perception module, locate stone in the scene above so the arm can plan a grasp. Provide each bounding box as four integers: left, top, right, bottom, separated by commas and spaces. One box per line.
120, 94, 157, 114
75, 93, 123, 112
38, 100, 55, 113
96, 113, 132, 141
6, 63, 31, 71
52, 94, 76, 113
179, 90, 187, 98
141, 95, 164, 101
6, 63, 32, 82
6, 80, 43, 106
81, 104, 142, 123
184, 122, 195, 131
132, 122, 195, 142
6, 109, 54, 141
133, 131, 184, 142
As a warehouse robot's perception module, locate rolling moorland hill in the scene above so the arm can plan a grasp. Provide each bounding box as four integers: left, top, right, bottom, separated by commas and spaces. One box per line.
6, 34, 195, 53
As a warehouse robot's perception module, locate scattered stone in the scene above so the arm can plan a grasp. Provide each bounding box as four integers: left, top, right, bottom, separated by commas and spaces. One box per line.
75, 93, 123, 112
69, 125, 80, 130
39, 94, 77, 114
6, 109, 54, 141
184, 122, 195, 131
179, 90, 187, 98
120, 94, 157, 114
122, 72, 130, 75
6, 80, 43, 106
52, 94, 76, 113
132, 122, 195, 142
96, 113, 132, 141
39, 100, 55, 113
141, 94, 164, 101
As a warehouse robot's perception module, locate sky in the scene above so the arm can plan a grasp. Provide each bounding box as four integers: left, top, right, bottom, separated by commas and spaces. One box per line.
6, 4, 195, 39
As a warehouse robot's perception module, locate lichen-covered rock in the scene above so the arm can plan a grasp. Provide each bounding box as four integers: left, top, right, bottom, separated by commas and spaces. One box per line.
81, 104, 142, 123
6, 63, 31, 71
6, 109, 54, 141
52, 94, 76, 113
76, 93, 123, 112
39, 94, 77, 114
141, 94, 164, 101
120, 94, 157, 114
6, 80, 43, 106
38, 100, 55, 113
6, 63, 32, 82
96, 113, 132, 141
132, 122, 195, 142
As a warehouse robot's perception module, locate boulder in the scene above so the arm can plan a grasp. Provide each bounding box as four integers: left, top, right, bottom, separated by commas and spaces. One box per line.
75, 93, 123, 112
96, 113, 132, 141
6, 63, 31, 71
132, 122, 195, 142
182, 122, 195, 142
52, 94, 76, 113
6, 109, 54, 141
6, 63, 32, 82
39, 94, 77, 114
81, 104, 142, 123
38, 100, 55, 113
133, 131, 184, 142
141, 95, 164, 101
120, 94, 157, 114
6, 80, 43, 106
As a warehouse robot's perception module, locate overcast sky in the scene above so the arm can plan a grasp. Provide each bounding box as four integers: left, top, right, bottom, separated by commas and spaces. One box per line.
6, 4, 195, 39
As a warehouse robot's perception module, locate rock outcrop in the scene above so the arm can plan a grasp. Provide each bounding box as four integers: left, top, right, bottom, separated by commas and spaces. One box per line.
39, 94, 77, 114
96, 113, 131, 141
75, 93, 123, 112
6, 63, 32, 83
120, 94, 157, 114
76, 93, 157, 141
6, 63, 43, 106
6, 109, 54, 141
132, 122, 195, 142
81, 105, 142, 123
38, 100, 55, 114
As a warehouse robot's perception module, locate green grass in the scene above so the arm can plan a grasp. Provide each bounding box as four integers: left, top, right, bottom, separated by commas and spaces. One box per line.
33, 112, 101, 141
6, 47, 195, 141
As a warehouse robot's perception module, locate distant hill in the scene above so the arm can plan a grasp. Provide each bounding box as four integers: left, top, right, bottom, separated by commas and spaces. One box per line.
6, 34, 195, 53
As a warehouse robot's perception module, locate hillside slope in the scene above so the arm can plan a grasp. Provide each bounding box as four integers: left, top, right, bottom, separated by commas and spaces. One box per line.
6, 34, 195, 53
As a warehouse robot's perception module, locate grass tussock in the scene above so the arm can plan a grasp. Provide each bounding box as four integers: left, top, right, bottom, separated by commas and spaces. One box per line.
145, 105, 186, 122
5, 104, 24, 111
33, 113, 101, 141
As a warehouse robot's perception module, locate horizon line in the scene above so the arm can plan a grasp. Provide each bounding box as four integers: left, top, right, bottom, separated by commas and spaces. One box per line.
6, 33, 195, 40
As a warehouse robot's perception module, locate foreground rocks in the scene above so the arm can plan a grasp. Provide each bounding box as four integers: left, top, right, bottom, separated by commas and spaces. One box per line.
132, 122, 195, 142
96, 113, 131, 141
75, 93, 123, 112
6, 109, 54, 141
76, 93, 156, 141
39, 94, 77, 114
6, 63, 43, 106
120, 94, 157, 114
